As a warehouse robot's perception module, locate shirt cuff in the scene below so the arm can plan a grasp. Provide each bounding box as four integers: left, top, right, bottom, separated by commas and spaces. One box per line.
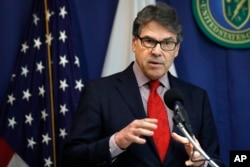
109, 134, 125, 158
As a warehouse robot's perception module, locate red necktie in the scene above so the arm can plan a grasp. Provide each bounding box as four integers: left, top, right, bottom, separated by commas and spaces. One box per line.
147, 80, 170, 163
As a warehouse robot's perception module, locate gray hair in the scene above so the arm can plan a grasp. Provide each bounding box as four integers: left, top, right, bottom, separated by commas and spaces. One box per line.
132, 2, 183, 42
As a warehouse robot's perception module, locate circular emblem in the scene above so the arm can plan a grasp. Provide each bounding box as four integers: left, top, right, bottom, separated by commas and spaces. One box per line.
192, 0, 250, 49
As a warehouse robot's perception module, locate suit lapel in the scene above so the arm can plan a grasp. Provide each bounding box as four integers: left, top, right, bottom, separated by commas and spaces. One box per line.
115, 64, 146, 119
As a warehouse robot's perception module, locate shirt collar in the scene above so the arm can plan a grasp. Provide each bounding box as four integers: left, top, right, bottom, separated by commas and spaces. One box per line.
132, 61, 170, 89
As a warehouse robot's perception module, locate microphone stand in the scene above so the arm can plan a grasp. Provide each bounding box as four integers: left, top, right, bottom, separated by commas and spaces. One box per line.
173, 114, 220, 167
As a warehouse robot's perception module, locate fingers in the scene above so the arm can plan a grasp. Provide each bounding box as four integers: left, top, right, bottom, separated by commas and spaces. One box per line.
115, 118, 158, 149
138, 118, 158, 131
185, 151, 205, 167
172, 132, 189, 144
133, 118, 158, 134
172, 132, 194, 155
172, 133, 205, 166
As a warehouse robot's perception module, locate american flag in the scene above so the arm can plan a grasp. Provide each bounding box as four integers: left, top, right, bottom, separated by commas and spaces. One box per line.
0, 0, 83, 166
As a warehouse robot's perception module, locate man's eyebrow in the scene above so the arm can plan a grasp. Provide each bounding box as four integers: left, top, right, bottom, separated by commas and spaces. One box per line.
161, 37, 176, 41
140, 35, 155, 39
141, 35, 176, 41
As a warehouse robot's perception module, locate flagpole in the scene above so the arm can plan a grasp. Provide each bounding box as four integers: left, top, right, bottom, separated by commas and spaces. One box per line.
43, 0, 57, 166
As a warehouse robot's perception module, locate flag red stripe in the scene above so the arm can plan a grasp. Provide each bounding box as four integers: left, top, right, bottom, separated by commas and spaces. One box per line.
0, 137, 14, 167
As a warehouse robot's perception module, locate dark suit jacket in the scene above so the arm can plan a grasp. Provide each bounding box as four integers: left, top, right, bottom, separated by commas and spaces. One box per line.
63, 63, 224, 167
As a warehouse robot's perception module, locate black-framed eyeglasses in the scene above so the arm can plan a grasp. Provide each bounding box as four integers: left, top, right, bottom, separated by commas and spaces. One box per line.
136, 35, 179, 51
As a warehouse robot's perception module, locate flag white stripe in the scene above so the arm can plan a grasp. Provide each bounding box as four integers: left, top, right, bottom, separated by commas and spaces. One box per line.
8, 154, 29, 167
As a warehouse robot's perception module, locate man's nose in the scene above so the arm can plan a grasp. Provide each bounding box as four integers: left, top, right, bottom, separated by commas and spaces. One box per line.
151, 43, 163, 55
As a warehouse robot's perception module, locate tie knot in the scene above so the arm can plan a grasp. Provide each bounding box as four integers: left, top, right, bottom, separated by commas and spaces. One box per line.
149, 80, 160, 91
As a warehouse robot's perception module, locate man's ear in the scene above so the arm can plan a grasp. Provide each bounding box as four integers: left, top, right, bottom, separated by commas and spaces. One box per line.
174, 43, 181, 58
132, 36, 137, 52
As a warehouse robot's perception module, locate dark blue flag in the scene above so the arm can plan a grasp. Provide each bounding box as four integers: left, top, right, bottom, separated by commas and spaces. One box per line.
0, 0, 82, 166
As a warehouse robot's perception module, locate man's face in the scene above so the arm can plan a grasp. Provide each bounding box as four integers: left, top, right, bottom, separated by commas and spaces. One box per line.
132, 20, 180, 80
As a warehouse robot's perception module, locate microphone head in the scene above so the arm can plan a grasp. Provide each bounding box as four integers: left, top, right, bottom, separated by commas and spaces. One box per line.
164, 88, 184, 110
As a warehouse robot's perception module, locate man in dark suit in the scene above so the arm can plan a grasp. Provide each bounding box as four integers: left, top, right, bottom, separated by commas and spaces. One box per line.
63, 3, 224, 167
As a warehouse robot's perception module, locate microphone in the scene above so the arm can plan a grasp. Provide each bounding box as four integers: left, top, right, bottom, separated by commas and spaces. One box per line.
164, 88, 194, 137
164, 88, 220, 167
